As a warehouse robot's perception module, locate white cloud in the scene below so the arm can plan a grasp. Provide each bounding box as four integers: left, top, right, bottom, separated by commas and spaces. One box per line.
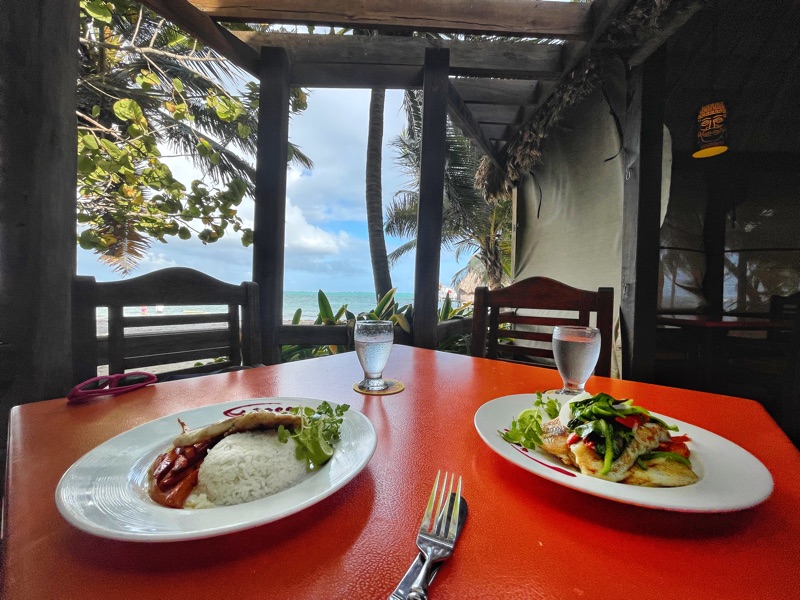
77, 88, 467, 294
285, 198, 351, 254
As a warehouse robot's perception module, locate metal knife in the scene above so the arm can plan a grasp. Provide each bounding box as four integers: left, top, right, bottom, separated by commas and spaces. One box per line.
388, 494, 468, 600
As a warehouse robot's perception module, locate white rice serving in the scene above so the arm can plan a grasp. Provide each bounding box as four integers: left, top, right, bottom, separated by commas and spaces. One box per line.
184, 430, 307, 509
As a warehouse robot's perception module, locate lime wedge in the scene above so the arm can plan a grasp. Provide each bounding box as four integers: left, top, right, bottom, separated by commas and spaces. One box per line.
516, 408, 540, 421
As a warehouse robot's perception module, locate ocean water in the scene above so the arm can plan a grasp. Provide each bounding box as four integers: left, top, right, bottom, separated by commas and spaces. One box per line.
94, 290, 415, 328
284, 291, 414, 322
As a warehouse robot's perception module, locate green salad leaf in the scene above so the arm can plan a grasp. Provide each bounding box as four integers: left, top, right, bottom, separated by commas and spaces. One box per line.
277, 401, 349, 470
499, 392, 562, 450
500, 392, 682, 477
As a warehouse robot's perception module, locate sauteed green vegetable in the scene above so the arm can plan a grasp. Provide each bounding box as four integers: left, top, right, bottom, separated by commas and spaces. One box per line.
501, 392, 683, 476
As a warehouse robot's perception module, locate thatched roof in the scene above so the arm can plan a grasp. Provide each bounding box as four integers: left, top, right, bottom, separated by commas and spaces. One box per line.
475, 0, 710, 201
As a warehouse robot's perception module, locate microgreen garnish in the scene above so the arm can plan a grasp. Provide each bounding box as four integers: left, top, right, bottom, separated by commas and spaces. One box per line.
277, 402, 349, 471
499, 392, 562, 449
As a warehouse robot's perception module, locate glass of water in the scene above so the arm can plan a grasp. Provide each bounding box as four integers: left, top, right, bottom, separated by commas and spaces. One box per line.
354, 320, 394, 392
552, 326, 601, 395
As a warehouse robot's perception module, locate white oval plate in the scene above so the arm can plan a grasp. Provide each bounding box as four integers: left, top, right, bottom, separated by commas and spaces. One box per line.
474, 393, 773, 512
56, 398, 376, 541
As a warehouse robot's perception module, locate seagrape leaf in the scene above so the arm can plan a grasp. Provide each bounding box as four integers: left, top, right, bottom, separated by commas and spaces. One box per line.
81, 134, 99, 150
82, 0, 112, 22
77, 155, 96, 174
113, 99, 145, 125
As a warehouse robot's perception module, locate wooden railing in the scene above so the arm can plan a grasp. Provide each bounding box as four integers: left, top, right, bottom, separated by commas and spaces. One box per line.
94, 317, 476, 368
274, 317, 474, 352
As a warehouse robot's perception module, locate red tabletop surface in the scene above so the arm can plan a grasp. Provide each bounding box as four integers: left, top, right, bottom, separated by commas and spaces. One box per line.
4, 346, 800, 599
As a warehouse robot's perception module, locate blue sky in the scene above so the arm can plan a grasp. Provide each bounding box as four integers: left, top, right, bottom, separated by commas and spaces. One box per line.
77, 88, 463, 294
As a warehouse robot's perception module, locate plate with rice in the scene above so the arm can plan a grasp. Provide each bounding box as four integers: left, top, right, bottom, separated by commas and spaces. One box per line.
55, 398, 376, 542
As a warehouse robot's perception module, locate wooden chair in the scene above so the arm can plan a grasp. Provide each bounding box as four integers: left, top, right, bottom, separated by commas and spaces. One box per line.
724, 292, 800, 446
470, 277, 614, 377
72, 267, 262, 384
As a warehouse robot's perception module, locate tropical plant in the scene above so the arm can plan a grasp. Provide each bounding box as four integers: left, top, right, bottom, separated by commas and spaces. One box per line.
387, 90, 513, 291
280, 288, 414, 362
434, 292, 474, 354
77, 0, 312, 273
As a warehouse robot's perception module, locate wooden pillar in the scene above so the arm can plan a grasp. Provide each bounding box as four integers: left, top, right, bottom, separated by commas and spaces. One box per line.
703, 155, 734, 317
412, 48, 450, 349
253, 47, 291, 364
620, 47, 666, 381
0, 0, 78, 406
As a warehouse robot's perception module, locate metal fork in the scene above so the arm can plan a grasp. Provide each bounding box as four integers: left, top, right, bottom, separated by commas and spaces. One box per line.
407, 470, 462, 600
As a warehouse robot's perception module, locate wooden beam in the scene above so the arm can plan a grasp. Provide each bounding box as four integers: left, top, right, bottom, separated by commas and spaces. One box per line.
451, 78, 538, 106
482, 124, 515, 141
447, 82, 502, 168
253, 47, 291, 364
620, 46, 667, 382
190, 0, 592, 39
289, 63, 422, 88
560, 0, 631, 78
467, 103, 527, 125
628, 2, 707, 67
137, 0, 260, 75
413, 48, 450, 350
231, 32, 562, 80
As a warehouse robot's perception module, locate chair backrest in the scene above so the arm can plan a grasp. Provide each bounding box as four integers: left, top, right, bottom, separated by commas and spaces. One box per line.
769, 292, 800, 343
72, 267, 262, 384
470, 276, 614, 377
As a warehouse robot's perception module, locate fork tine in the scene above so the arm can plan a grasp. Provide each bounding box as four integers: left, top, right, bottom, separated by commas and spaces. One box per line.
420, 470, 441, 531
446, 476, 462, 540
434, 472, 452, 535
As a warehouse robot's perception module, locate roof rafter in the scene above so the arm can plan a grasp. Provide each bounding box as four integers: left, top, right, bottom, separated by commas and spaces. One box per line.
188, 0, 593, 39
231, 32, 563, 80
138, 0, 260, 75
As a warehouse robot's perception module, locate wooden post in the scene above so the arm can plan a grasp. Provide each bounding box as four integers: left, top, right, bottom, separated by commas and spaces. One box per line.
0, 0, 78, 407
620, 47, 666, 381
413, 48, 450, 349
703, 155, 733, 317
253, 47, 291, 364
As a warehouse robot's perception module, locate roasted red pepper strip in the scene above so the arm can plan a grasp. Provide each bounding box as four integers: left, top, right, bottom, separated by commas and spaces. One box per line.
614, 415, 639, 429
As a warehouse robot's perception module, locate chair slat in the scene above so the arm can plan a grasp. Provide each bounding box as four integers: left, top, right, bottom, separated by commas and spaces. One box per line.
71, 267, 262, 385
471, 277, 614, 377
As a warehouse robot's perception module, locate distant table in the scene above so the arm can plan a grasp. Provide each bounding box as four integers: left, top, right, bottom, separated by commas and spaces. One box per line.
4, 346, 800, 599
656, 314, 791, 390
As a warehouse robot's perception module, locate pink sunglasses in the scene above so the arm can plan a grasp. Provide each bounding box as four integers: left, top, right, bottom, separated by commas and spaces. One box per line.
67, 372, 157, 403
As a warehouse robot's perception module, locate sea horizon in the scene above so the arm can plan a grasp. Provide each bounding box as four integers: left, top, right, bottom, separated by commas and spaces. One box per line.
92, 290, 417, 333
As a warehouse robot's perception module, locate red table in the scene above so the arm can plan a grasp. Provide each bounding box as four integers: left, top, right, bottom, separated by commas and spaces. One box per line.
4, 346, 800, 599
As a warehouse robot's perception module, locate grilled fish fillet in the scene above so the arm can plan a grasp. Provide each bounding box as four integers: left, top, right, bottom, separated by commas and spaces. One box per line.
540, 419, 573, 466
622, 456, 699, 487
571, 422, 669, 482
172, 411, 302, 447
540, 418, 695, 486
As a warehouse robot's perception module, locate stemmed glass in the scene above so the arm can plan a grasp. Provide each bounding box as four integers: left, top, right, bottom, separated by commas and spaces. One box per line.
354, 320, 394, 391
551, 325, 601, 395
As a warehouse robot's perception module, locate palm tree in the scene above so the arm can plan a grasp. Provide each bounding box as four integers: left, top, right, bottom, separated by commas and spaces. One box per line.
365, 86, 394, 299
77, 0, 312, 273
387, 90, 513, 290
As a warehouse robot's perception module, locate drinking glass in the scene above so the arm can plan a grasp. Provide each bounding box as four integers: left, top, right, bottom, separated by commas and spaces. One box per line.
354, 320, 394, 391
551, 325, 601, 395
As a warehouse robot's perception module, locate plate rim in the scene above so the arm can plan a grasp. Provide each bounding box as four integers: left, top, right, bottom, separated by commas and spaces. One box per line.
55, 397, 376, 541
474, 392, 774, 513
